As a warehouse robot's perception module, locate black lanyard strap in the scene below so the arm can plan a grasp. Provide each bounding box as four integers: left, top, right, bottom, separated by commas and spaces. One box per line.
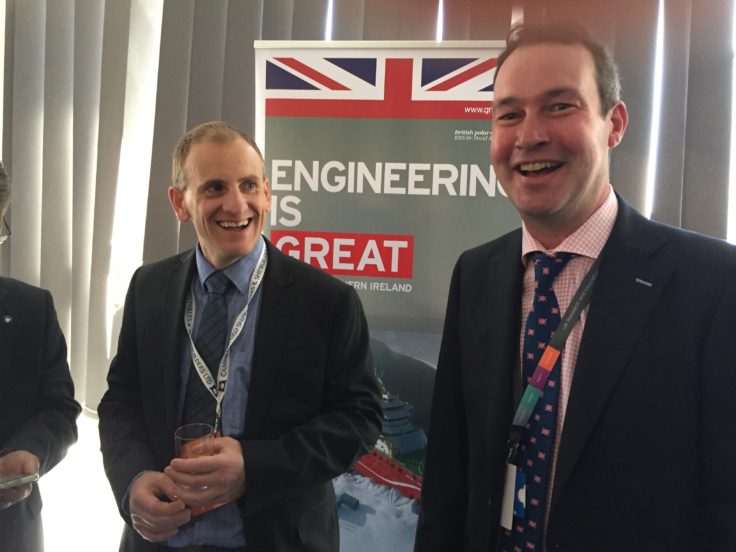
507, 256, 601, 464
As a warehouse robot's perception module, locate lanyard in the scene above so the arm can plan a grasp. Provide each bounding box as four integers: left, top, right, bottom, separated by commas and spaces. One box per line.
507, 256, 601, 465
184, 246, 268, 430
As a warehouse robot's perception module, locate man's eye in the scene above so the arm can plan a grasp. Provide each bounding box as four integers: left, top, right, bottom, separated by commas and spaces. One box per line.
549, 103, 573, 112
204, 182, 225, 194
494, 111, 519, 122
242, 180, 258, 191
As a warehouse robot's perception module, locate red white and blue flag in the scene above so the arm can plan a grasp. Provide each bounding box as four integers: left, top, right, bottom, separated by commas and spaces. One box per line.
264, 53, 497, 120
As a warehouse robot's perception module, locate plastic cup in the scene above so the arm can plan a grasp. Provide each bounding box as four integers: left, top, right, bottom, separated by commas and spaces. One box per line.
174, 423, 215, 459
173, 423, 221, 517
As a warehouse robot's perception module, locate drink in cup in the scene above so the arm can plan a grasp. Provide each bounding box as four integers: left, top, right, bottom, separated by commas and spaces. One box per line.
174, 423, 222, 516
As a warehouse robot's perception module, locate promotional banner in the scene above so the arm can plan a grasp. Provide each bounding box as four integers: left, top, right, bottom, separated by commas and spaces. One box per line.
255, 41, 516, 551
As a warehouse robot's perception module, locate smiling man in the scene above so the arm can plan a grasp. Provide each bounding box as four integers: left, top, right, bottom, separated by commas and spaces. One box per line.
99, 121, 382, 552
415, 22, 736, 552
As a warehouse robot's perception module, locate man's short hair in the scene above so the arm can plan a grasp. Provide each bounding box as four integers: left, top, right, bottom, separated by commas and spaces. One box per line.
0, 161, 9, 213
172, 121, 265, 190
493, 21, 622, 115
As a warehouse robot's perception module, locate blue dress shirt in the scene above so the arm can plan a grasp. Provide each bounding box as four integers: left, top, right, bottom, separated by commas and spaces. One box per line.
168, 236, 265, 548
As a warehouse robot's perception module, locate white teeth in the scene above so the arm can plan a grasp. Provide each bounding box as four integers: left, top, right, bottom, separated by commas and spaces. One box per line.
519, 161, 557, 172
219, 220, 248, 228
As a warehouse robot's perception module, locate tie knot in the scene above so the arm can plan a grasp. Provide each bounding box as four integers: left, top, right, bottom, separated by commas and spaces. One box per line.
531, 251, 574, 290
205, 271, 230, 295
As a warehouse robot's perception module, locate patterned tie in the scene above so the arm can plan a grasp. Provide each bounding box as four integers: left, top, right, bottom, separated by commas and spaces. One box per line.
182, 271, 231, 427
501, 251, 573, 552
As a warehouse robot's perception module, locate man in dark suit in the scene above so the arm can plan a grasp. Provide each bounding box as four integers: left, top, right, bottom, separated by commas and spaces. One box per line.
0, 162, 81, 551
98, 121, 382, 552
415, 22, 736, 552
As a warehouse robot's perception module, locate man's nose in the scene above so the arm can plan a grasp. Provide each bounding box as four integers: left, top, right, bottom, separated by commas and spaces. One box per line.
222, 185, 247, 212
515, 113, 550, 150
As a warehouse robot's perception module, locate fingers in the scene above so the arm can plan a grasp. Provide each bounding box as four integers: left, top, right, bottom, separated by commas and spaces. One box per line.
165, 437, 246, 506
131, 510, 190, 543
18, 453, 40, 475
0, 450, 40, 477
163, 460, 219, 506
0, 484, 32, 509
0, 451, 40, 509
128, 471, 191, 542
131, 511, 184, 542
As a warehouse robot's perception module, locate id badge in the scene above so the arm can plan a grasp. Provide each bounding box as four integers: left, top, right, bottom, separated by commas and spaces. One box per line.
513, 469, 526, 519
501, 463, 527, 531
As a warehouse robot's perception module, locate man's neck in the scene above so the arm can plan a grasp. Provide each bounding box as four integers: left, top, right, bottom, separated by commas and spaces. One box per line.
523, 225, 570, 250
523, 186, 611, 250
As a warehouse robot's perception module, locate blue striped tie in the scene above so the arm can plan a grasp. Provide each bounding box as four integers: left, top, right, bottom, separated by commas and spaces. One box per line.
183, 271, 230, 427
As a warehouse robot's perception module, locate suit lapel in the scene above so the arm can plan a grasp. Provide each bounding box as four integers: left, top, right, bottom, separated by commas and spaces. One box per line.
479, 233, 525, 505
482, 232, 524, 420
244, 241, 293, 439
552, 198, 673, 507
161, 251, 195, 443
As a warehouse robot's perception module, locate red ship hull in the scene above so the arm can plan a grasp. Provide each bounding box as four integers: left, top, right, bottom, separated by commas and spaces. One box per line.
354, 450, 423, 501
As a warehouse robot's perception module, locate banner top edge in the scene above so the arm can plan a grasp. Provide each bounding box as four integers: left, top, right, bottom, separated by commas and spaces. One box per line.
253, 40, 506, 50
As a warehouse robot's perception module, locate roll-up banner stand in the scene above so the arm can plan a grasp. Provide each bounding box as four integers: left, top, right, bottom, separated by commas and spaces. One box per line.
255, 41, 515, 550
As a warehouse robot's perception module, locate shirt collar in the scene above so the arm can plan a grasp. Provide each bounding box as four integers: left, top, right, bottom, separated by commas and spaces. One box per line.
521, 184, 618, 262
194, 235, 265, 295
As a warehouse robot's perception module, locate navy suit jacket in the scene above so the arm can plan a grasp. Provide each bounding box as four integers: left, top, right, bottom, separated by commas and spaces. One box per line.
98, 239, 382, 552
0, 277, 80, 552
415, 197, 736, 552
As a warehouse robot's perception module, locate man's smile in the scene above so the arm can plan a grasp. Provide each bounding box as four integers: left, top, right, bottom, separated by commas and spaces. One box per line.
217, 219, 249, 230
515, 161, 563, 176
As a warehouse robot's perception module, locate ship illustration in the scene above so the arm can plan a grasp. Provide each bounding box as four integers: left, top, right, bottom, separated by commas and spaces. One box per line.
378, 391, 428, 456
353, 387, 427, 501
354, 449, 423, 501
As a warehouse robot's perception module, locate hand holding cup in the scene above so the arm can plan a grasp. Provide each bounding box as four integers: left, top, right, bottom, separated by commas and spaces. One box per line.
171, 423, 223, 516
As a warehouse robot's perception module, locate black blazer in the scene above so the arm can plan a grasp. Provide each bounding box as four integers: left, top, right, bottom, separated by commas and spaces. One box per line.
98, 239, 382, 552
0, 277, 80, 552
415, 197, 736, 552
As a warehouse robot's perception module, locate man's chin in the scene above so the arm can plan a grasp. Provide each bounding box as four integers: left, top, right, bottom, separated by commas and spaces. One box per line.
206, 248, 254, 269
512, 198, 561, 221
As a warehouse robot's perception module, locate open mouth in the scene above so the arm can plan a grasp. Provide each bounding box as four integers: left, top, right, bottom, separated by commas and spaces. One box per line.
217, 220, 249, 230
516, 161, 562, 177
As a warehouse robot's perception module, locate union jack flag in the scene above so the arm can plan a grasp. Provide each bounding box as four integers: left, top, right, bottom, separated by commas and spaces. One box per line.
264, 51, 497, 120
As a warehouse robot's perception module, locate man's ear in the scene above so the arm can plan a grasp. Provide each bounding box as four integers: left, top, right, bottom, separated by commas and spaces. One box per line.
168, 186, 190, 222
263, 178, 272, 212
607, 101, 629, 148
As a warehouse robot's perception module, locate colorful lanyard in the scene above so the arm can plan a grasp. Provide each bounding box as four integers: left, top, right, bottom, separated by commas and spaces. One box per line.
183, 246, 268, 431
507, 256, 601, 465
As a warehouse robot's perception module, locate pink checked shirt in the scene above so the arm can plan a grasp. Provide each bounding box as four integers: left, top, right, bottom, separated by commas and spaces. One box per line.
520, 186, 618, 529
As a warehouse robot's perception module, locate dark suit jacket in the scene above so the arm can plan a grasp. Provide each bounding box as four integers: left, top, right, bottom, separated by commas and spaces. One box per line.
0, 277, 80, 552
98, 239, 382, 552
415, 197, 736, 552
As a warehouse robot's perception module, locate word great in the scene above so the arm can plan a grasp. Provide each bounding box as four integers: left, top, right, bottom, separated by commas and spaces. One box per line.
272, 230, 413, 278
